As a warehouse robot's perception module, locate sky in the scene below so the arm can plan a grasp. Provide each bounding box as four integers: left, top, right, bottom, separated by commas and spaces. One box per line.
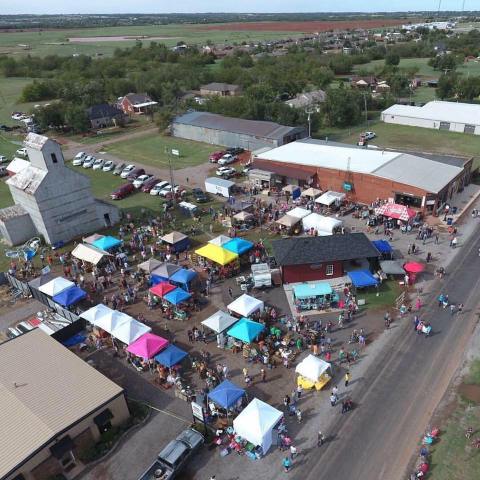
1, 0, 475, 15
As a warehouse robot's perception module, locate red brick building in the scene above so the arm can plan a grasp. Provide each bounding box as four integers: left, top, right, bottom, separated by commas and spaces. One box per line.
119, 93, 158, 115
254, 139, 472, 215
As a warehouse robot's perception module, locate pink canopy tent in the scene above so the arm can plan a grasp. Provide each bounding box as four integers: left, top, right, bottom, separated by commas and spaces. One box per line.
126, 333, 169, 359
375, 203, 416, 222
403, 262, 425, 284
150, 282, 176, 297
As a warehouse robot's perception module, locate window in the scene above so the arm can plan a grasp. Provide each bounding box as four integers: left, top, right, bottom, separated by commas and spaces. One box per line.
51, 153, 58, 163
94, 408, 114, 434
326, 264, 334, 276
439, 121, 450, 131
464, 124, 476, 134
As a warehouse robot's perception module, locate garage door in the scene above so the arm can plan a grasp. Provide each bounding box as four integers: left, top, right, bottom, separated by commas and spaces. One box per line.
439, 122, 451, 131
464, 124, 476, 134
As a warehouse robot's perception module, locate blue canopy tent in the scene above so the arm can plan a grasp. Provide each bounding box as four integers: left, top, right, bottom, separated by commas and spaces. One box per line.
372, 240, 392, 259
347, 270, 379, 288
226, 317, 264, 343
163, 287, 192, 305
208, 380, 245, 409
52, 285, 87, 307
169, 268, 198, 288
150, 263, 181, 285
223, 238, 254, 256
92, 235, 122, 251
154, 344, 188, 368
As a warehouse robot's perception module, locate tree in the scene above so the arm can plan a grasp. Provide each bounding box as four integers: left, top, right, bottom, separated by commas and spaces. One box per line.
64, 105, 89, 133
436, 73, 458, 100
32, 103, 64, 130
324, 85, 363, 127
154, 110, 172, 131
456, 76, 480, 101
429, 54, 458, 72
385, 52, 400, 67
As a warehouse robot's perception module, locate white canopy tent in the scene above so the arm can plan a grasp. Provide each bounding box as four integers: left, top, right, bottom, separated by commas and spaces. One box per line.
228, 294, 264, 317
287, 207, 311, 219
301, 187, 322, 198
38, 277, 74, 296
201, 311, 238, 333
208, 235, 232, 247
295, 354, 331, 383
233, 398, 283, 453
276, 214, 301, 228
72, 243, 110, 265
110, 318, 151, 345
302, 213, 343, 236
315, 190, 346, 206
233, 211, 253, 222
80, 304, 112, 325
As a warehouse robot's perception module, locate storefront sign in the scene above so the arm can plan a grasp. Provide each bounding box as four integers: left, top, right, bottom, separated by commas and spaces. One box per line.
191, 401, 204, 422
343, 182, 353, 192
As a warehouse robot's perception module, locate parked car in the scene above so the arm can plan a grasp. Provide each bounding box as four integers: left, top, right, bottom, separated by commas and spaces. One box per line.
133, 174, 152, 189
110, 183, 135, 200
0, 155, 7, 163
209, 151, 225, 163
113, 162, 126, 175
159, 184, 182, 198
0, 124, 12, 132
11, 112, 25, 121
15, 148, 28, 157
92, 158, 106, 170
141, 177, 160, 193
6, 327, 22, 339
73, 152, 87, 165
82, 156, 96, 168
226, 147, 245, 156
127, 168, 146, 182
102, 160, 116, 172
216, 166, 236, 178
364, 131, 376, 140
191, 187, 208, 203
218, 153, 237, 166
138, 428, 204, 480
16, 321, 34, 334
149, 181, 170, 196
0, 166, 8, 177
120, 164, 136, 179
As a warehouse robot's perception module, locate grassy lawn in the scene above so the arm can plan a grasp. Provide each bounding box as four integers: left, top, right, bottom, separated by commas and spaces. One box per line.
411, 85, 437, 103
0, 179, 13, 209
104, 133, 220, 170
357, 280, 402, 309
0, 133, 22, 159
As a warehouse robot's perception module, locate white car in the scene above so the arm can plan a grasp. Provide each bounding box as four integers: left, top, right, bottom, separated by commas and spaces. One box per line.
11, 113, 24, 121
16, 148, 28, 157
218, 153, 236, 166
102, 160, 115, 172
159, 184, 181, 197
82, 156, 96, 168
73, 151, 86, 163
0, 155, 7, 163
149, 181, 170, 196
216, 166, 236, 178
133, 174, 152, 189
92, 158, 105, 170
364, 131, 376, 140
120, 164, 135, 179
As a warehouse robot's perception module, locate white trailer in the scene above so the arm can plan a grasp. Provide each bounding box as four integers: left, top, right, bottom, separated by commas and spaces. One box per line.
251, 263, 272, 288
204, 177, 235, 198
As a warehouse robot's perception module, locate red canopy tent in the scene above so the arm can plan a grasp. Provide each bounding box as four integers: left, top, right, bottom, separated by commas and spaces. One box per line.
375, 203, 416, 222
149, 282, 176, 297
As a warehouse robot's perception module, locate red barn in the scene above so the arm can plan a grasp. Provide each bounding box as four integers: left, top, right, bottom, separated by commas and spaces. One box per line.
119, 93, 158, 115
272, 233, 380, 284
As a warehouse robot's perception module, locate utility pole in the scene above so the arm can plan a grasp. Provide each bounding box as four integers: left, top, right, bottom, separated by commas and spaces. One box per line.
363, 94, 368, 125
305, 106, 316, 138
164, 147, 176, 203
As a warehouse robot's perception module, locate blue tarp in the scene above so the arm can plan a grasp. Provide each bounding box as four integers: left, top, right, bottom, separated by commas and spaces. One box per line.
163, 287, 192, 305
226, 317, 264, 343
293, 282, 332, 299
62, 334, 87, 347
92, 235, 122, 251
154, 344, 188, 367
372, 240, 392, 254
347, 270, 379, 288
223, 238, 254, 255
208, 380, 245, 409
169, 268, 198, 285
52, 285, 87, 306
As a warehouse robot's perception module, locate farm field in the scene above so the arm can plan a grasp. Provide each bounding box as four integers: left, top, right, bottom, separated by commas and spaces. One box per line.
104, 133, 220, 170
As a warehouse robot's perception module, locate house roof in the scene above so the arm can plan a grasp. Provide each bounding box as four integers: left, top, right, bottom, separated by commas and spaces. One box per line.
6, 165, 47, 194
285, 90, 326, 108
6, 157, 30, 174
272, 233, 380, 266
0, 329, 123, 478
0, 204, 28, 222
173, 111, 305, 140
124, 93, 153, 105
86, 103, 123, 121
201, 82, 241, 92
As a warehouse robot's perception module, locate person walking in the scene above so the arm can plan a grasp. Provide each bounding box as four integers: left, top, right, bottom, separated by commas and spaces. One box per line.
289, 445, 297, 460
260, 368, 266, 382
317, 431, 325, 447
457, 303, 464, 315
228, 287, 233, 298
296, 384, 303, 400
345, 371, 350, 388
283, 394, 290, 410
296, 408, 302, 423
242, 367, 248, 378
332, 385, 339, 397
450, 304, 456, 315
413, 315, 420, 333
330, 392, 337, 407
283, 456, 292, 473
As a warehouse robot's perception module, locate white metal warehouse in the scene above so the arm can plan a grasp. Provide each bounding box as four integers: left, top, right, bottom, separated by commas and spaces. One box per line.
381, 101, 480, 135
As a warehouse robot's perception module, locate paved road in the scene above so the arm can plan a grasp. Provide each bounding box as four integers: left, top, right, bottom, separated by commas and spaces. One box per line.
299, 225, 480, 480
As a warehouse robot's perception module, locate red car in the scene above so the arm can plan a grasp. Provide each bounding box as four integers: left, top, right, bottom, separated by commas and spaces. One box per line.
209, 151, 225, 163
110, 183, 135, 200
141, 177, 160, 193
127, 167, 145, 182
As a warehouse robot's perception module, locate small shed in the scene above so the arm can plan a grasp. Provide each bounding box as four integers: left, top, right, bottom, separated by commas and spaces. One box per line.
0, 205, 36, 246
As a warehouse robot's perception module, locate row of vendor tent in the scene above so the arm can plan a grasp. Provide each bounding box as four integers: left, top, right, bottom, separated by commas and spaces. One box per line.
149, 282, 192, 305
37, 277, 87, 307
276, 208, 343, 236
138, 260, 198, 289
195, 237, 254, 266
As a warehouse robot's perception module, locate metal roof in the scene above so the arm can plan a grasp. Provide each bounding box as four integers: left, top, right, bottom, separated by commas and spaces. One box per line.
0, 329, 123, 478
174, 111, 302, 140
382, 101, 480, 126
6, 165, 47, 194
205, 177, 235, 188
201, 82, 241, 92
7, 157, 30, 174
0, 205, 28, 221
24, 133, 49, 151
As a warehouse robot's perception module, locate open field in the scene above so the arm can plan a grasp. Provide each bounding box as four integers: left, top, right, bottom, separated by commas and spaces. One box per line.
0, 133, 21, 159
317, 121, 480, 165
104, 133, 220, 170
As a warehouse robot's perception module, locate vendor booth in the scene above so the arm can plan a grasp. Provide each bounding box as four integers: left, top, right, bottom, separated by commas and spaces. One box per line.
92, 235, 122, 251
293, 282, 339, 311
149, 281, 176, 297
301, 187, 322, 199
375, 203, 416, 222
195, 244, 239, 266
380, 260, 405, 276
126, 332, 169, 360
347, 270, 379, 288
403, 262, 425, 284
169, 268, 198, 290
72, 243, 110, 266
233, 211, 253, 223
80, 303, 112, 324
160, 231, 190, 253
316, 190, 346, 207
228, 294, 264, 318
150, 263, 182, 283
287, 207, 311, 220
282, 184, 301, 200
154, 344, 188, 368
81, 306, 133, 334
83, 233, 105, 245
223, 238, 254, 256
111, 318, 151, 345
202, 311, 238, 334
372, 239, 393, 259
38, 277, 74, 297
226, 318, 264, 343
276, 214, 301, 230
52, 285, 87, 307
233, 398, 283, 454
163, 287, 192, 306
138, 258, 163, 274
208, 380, 245, 411
302, 213, 343, 236
295, 354, 332, 391
208, 235, 232, 247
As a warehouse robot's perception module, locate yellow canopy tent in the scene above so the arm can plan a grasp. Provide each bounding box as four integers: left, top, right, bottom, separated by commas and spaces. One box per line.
195, 244, 239, 266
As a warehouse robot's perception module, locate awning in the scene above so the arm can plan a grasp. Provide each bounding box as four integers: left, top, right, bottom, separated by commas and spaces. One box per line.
50, 436, 74, 459
227, 293, 264, 317
195, 244, 238, 266
149, 281, 176, 297
295, 354, 331, 383
227, 317, 264, 343
293, 282, 332, 299
282, 184, 300, 194
208, 380, 245, 409
161, 231, 188, 245
163, 287, 192, 305
380, 260, 405, 275
315, 191, 346, 206
38, 277, 74, 296
372, 239, 392, 254
169, 268, 198, 285
276, 214, 300, 227
201, 310, 238, 333
375, 203, 416, 222
92, 235, 122, 251
72, 243, 110, 265
52, 285, 87, 307
154, 344, 188, 367
223, 238, 254, 255
126, 333, 169, 359
93, 409, 113, 427
347, 270, 379, 288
